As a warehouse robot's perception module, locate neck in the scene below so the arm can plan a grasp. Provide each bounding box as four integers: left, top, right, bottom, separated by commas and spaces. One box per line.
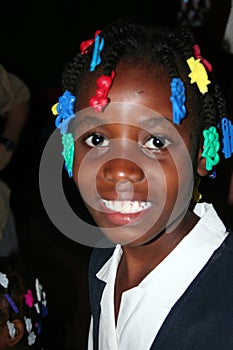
119, 209, 199, 288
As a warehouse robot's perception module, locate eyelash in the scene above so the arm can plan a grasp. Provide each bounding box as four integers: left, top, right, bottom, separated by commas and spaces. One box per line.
143, 135, 171, 151
83, 133, 171, 151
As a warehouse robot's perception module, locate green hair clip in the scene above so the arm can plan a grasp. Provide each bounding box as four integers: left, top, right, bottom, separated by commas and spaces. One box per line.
202, 126, 220, 171
62, 133, 74, 177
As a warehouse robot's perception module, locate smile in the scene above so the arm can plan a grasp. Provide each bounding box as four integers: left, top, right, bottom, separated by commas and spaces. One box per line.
102, 199, 152, 214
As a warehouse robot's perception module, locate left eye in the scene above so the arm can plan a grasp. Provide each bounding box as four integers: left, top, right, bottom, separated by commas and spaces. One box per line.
84, 133, 109, 148
143, 136, 171, 150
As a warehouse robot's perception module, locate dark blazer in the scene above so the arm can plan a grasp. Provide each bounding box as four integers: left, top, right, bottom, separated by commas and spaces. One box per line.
88, 230, 233, 350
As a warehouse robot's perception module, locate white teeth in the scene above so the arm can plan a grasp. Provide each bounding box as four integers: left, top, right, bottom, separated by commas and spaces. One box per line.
102, 200, 152, 213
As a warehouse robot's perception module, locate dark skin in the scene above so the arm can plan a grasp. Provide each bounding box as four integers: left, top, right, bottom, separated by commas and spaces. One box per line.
0, 318, 25, 349
73, 62, 208, 323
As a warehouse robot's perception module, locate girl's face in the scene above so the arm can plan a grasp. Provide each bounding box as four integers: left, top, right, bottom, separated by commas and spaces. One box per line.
73, 63, 197, 246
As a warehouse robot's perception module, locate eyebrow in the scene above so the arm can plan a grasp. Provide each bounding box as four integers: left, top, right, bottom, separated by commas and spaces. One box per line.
74, 114, 171, 129
138, 116, 171, 128
75, 115, 108, 128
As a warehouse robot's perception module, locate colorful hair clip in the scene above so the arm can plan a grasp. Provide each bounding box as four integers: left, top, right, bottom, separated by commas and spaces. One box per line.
35, 278, 43, 302
41, 291, 47, 307
52, 92, 76, 176
80, 30, 102, 55
187, 57, 211, 94
51, 90, 76, 134
24, 317, 32, 333
90, 70, 116, 112
62, 133, 74, 177
193, 44, 212, 72
4, 293, 19, 314
90, 33, 105, 72
25, 289, 34, 308
28, 331, 36, 346
0, 272, 9, 288
34, 303, 40, 314
170, 78, 186, 124
35, 321, 42, 335
209, 169, 216, 178
221, 117, 233, 159
41, 304, 48, 317
24, 317, 36, 346
7, 320, 16, 338
202, 126, 220, 171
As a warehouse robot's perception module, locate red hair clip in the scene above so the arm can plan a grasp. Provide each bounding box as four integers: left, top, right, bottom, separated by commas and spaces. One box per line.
80, 30, 102, 55
90, 70, 116, 112
193, 44, 212, 72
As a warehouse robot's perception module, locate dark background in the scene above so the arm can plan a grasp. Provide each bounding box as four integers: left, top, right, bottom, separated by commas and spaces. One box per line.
0, 1, 232, 349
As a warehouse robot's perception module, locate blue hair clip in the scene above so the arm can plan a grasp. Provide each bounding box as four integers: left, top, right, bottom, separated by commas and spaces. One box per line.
41, 305, 48, 317
35, 321, 42, 335
4, 293, 19, 314
51, 91, 76, 177
52, 90, 76, 134
170, 78, 187, 124
90, 34, 105, 72
221, 117, 233, 159
209, 169, 216, 178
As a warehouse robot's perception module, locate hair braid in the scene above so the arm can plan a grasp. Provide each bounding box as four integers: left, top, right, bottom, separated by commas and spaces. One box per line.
61, 20, 228, 144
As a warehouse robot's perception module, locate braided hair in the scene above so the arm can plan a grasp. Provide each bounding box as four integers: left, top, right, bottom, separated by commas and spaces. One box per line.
61, 20, 227, 146
0, 257, 48, 349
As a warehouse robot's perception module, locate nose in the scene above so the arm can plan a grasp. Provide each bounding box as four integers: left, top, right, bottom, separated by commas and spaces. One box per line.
102, 158, 145, 183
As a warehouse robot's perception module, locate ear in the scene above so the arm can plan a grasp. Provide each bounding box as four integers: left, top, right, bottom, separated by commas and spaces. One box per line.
6, 319, 25, 347
197, 146, 209, 177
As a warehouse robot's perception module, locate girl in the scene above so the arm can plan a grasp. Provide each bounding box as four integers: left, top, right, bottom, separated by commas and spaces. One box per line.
0, 258, 48, 349
52, 20, 233, 349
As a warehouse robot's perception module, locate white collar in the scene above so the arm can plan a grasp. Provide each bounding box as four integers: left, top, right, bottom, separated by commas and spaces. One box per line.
97, 202, 228, 307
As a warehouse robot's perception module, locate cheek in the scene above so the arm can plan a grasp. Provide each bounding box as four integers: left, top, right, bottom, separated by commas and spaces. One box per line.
163, 161, 179, 197
160, 150, 192, 205
72, 143, 101, 203
73, 144, 87, 187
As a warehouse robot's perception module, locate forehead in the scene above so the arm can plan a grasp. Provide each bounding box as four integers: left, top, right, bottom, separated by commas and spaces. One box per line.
75, 62, 195, 146
78, 62, 172, 118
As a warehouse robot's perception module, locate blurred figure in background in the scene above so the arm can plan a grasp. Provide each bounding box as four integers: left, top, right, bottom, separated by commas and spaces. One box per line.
0, 63, 30, 258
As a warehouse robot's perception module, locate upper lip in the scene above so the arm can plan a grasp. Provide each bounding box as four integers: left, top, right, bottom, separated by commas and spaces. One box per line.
98, 189, 149, 202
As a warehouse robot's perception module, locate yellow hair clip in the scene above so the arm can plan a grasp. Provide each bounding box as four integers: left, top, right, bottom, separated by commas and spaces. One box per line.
187, 57, 211, 94
51, 103, 58, 116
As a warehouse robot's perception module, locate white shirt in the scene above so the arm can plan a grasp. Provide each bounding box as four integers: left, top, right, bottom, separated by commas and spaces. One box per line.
88, 203, 228, 350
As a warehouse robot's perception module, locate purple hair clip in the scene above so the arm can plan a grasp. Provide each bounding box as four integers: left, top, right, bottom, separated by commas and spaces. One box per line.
51, 90, 76, 134
170, 78, 187, 124
41, 305, 48, 317
35, 321, 42, 334
221, 117, 233, 158
4, 293, 19, 314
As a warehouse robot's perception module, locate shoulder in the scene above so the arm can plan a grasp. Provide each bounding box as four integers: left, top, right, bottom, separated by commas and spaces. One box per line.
88, 243, 115, 314
217, 228, 233, 255
200, 229, 233, 290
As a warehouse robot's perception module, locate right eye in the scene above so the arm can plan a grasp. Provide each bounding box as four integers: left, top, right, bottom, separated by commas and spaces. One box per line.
84, 133, 109, 148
